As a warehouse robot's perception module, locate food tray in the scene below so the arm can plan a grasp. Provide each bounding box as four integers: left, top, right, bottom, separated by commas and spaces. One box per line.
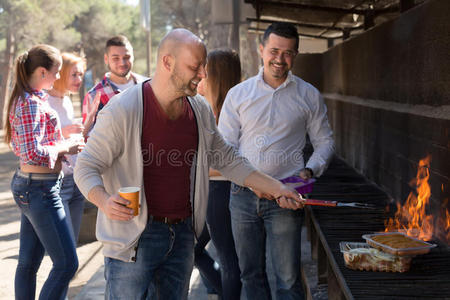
280, 176, 315, 194
339, 242, 412, 273
362, 232, 436, 256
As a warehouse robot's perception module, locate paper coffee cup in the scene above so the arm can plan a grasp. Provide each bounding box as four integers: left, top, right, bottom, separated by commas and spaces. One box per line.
118, 187, 140, 216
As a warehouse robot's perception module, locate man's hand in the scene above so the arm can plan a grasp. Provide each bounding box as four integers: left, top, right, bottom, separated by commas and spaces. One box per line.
252, 184, 304, 210
252, 189, 274, 200
299, 168, 313, 180
88, 186, 134, 221
244, 171, 305, 210
274, 184, 305, 210
100, 194, 135, 221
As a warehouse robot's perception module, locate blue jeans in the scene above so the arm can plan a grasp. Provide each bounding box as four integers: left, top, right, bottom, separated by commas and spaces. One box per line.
230, 183, 304, 300
11, 170, 78, 300
60, 174, 85, 244
194, 224, 222, 295
104, 217, 194, 299
206, 180, 241, 300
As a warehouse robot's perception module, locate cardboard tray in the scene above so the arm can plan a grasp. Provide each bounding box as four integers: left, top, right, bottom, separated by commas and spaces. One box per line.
362, 232, 436, 256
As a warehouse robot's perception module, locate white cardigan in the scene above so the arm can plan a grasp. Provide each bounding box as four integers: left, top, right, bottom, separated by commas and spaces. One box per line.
74, 82, 255, 262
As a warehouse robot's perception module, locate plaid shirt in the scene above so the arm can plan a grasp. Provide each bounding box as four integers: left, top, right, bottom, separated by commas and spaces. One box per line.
82, 72, 147, 122
10, 90, 62, 169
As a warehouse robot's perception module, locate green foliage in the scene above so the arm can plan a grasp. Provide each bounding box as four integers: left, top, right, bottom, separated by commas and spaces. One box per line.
0, 0, 212, 78
154, 0, 211, 44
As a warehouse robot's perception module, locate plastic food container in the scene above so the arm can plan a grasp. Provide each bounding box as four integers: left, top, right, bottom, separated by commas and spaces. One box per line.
280, 176, 315, 194
362, 232, 436, 256
339, 242, 412, 273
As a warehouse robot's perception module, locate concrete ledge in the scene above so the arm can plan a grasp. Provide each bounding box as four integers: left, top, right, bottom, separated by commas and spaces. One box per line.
324, 93, 450, 120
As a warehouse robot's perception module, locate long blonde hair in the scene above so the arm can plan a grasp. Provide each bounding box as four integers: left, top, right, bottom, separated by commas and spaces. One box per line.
4, 44, 61, 144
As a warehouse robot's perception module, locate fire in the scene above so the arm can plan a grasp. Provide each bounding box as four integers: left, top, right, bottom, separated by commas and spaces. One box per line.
385, 155, 450, 244
436, 199, 450, 244
445, 208, 450, 241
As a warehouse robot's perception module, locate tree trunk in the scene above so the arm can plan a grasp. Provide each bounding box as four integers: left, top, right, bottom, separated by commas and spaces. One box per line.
0, 26, 15, 130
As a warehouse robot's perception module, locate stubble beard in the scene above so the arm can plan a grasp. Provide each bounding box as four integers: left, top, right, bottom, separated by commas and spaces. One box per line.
269, 61, 288, 79
108, 64, 131, 79
170, 71, 197, 97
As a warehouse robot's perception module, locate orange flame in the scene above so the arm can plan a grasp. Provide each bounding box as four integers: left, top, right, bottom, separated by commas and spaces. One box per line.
385, 155, 449, 244
436, 199, 450, 244
445, 208, 450, 241
445, 210, 450, 244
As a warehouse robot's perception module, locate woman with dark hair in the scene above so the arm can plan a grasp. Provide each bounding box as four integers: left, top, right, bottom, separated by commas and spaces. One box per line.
195, 49, 242, 299
5, 45, 84, 299
47, 52, 91, 245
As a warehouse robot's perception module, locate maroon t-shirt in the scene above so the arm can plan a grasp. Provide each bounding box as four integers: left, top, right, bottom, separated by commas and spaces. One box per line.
141, 82, 198, 218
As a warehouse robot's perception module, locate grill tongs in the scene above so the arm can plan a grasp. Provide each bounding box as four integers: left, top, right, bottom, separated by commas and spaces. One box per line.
298, 194, 376, 209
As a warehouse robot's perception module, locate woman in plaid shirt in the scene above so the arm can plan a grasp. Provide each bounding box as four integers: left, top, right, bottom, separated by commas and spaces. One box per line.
4, 44, 85, 299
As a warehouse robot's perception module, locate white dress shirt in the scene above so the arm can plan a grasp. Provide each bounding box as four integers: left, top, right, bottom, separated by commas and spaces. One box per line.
218, 68, 334, 180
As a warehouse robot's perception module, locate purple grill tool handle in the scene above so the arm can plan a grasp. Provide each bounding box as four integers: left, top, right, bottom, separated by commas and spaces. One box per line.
280, 176, 316, 194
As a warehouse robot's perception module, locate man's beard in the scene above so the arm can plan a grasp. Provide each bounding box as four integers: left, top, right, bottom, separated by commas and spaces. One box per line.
108, 64, 131, 78
269, 61, 288, 79
170, 69, 197, 97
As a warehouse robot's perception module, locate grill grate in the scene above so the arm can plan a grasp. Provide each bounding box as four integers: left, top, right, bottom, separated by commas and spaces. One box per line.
308, 157, 450, 299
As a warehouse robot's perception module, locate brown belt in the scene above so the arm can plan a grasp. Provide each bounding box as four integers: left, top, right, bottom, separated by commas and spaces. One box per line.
150, 215, 187, 225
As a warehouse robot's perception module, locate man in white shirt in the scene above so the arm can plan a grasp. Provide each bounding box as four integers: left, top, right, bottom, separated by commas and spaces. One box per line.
219, 22, 334, 299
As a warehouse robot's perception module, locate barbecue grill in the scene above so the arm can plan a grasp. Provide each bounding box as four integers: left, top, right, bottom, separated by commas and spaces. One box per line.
303, 157, 450, 299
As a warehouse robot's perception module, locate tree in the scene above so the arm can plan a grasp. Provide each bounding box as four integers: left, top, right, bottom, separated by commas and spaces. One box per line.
0, 0, 82, 129
0, 0, 147, 127
155, 0, 211, 44
0, 0, 256, 130
74, 0, 145, 79
151, 0, 259, 78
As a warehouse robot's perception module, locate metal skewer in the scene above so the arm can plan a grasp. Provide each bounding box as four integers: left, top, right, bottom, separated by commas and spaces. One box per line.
298, 194, 376, 209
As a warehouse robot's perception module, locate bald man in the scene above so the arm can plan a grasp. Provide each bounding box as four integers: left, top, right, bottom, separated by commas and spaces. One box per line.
74, 28, 303, 299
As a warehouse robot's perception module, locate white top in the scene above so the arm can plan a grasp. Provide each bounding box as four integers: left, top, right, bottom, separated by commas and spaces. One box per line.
218, 68, 335, 180
115, 80, 135, 92
47, 95, 78, 175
